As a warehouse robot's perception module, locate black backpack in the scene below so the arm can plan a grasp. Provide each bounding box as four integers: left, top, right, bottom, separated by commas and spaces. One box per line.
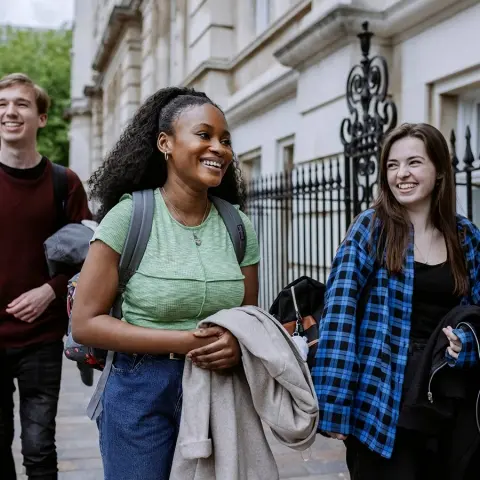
269, 276, 325, 369
51, 162, 69, 229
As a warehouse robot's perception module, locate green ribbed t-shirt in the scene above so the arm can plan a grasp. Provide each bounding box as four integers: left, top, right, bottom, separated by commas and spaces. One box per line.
91, 189, 260, 331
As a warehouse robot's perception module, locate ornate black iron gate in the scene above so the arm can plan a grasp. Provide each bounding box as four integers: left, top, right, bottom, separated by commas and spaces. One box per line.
246, 23, 399, 307
245, 23, 479, 308
341, 22, 397, 222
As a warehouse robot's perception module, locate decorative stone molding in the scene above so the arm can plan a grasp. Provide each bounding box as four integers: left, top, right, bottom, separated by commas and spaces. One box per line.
274, 6, 383, 69
224, 65, 298, 128
92, 6, 141, 72
128, 0, 144, 11
274, 0, 473, 70
63, 104, 92, 121
181, 0, 310, 87
181, 59, 231, 87
83, 85, 104, 98
231, 0, 311, 69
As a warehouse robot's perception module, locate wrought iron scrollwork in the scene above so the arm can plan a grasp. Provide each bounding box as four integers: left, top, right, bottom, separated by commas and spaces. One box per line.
340, 21, 398, 220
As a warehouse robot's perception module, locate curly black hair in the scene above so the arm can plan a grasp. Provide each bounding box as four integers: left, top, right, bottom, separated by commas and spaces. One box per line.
89, 86, 246, 220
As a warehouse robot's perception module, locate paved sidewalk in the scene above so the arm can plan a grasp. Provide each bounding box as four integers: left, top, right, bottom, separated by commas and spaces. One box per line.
13, 359, 349, 479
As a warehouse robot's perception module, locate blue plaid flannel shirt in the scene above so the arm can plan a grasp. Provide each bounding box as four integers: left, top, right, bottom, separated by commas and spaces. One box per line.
312, 209, 480, 458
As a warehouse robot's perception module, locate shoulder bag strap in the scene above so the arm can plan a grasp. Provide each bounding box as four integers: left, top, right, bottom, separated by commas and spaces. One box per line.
87, 189, 155, 421
51, 162, 69, 228
210, 196, 246, 264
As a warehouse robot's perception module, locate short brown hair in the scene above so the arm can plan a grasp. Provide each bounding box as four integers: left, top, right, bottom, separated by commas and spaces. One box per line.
0, 73, 51, 114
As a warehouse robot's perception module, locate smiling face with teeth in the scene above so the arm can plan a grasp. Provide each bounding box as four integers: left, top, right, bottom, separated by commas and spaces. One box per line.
0, 84, 47, 147
157, 103, 233, 191
385, 136, 438, 211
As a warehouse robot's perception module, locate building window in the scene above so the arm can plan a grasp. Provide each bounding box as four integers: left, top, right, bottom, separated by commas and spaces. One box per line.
456, 91, 480, 222
239, 148, 262, 184
457, 95, 480, 153
277, 135, 295, 172
254, 0, 272, 34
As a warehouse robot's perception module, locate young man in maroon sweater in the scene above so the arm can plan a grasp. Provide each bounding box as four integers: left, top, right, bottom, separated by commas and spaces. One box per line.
0, 73, 92, 479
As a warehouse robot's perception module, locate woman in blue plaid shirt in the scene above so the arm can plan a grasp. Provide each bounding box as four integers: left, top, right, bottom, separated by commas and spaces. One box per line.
313, 123, 480, 479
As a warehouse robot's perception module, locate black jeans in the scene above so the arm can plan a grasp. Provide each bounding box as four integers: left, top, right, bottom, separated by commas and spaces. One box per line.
345, 428, 451, 480
0, 340, 63, 480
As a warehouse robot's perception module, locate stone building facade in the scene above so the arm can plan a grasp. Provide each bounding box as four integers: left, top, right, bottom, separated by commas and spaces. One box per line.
68, 0, 480, 189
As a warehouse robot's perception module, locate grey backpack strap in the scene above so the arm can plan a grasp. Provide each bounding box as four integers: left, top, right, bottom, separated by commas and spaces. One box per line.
86, 189, 155, 421
115, 189, 156, 315
210, 196, 246, 264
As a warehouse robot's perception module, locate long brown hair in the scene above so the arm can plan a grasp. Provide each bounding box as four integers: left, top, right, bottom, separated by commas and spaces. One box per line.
373, 123, 468, 295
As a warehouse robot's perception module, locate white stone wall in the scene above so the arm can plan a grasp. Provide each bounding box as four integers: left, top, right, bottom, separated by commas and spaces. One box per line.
65, 0, 480, 288
231, 96, 300, 175
70, 0, 96, 102
92, 0, 125, 53
68, 0, 480, 185
68, 0, 96, 182
399, 2, 480, 130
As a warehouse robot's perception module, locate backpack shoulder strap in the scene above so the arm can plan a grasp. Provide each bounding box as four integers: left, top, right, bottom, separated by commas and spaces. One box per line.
111, 189, 155, 318
51, 162, 69, 228
87, 189, 155, 421
210, 196, 246, 264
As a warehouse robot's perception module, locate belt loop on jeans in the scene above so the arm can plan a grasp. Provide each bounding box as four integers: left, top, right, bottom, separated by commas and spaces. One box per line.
169, 353, 185, 361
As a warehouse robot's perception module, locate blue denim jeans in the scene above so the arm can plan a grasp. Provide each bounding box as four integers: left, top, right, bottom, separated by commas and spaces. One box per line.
98, 352, 184, 480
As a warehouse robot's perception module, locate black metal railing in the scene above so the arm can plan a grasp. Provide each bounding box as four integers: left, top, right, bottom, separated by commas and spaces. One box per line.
451, 126, 480, 222
247, 125, 480, 309
243, 21, 479, 309
246, 156, 346, 308
245, 22, 398, 308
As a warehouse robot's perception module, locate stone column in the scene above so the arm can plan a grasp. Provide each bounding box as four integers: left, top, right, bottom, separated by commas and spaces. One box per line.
170, 0, 187, 85
156, 0, 172, 88
119, 25, 142, 129
90, 90, 104, 174
68, 108, 92, 183
236, 0, 256, 51
68, 0, 96, 179
140, 0, 158, 100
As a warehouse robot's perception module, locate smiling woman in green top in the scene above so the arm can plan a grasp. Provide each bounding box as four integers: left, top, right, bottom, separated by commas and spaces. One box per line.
71, 87, 260, 480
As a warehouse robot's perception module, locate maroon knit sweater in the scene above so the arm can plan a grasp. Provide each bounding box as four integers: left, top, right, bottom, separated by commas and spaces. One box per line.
0, 158, 92, 348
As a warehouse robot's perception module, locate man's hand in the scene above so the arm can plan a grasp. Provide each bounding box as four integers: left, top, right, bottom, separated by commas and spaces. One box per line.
188, 326, 241, 370
6, 284, 56, 323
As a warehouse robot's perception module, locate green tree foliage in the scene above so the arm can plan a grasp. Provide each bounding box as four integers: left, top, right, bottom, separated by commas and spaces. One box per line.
0, 26, 72, 165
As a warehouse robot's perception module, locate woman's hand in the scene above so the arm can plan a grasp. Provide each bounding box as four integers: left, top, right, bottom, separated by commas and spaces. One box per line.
188, 326, 241, 370
326, 431, 348, 441
442, 326, 463, 359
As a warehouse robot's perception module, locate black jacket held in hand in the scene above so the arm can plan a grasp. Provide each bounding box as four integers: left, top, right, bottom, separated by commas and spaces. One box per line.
401, 304, 480, 479
269, 276, 325, 369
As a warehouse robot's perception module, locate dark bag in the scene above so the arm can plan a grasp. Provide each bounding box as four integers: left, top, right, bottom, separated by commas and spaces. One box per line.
64, 189, 155, 370
50, 163, 98, 386
46, 163, 98, 277
269, 276, 325, 369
